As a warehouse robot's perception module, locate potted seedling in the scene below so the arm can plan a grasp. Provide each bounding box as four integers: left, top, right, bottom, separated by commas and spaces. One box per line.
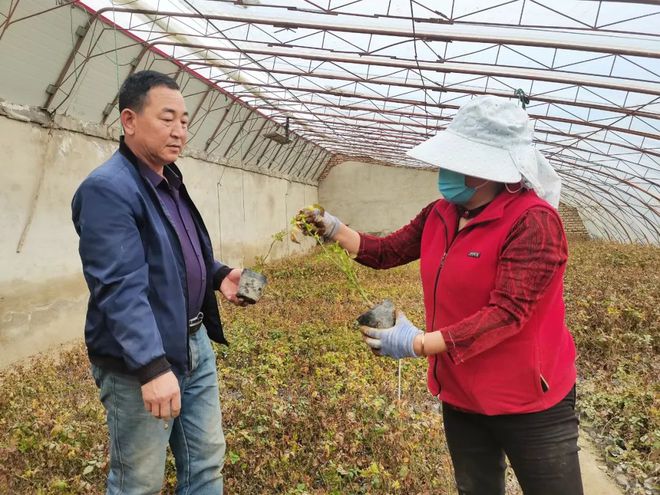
236, 230, 286, 304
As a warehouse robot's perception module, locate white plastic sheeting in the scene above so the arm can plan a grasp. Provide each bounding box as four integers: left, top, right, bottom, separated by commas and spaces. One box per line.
0, 0, 658, 242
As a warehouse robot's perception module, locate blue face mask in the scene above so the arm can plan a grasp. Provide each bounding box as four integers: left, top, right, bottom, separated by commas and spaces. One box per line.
438, 169, 476, 205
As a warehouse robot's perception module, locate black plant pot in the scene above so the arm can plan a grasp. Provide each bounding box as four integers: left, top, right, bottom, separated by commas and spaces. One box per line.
237, 268, 267, 304
356, 299, 395, 329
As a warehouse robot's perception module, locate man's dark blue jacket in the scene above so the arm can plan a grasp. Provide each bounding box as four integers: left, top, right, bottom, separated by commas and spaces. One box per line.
72, 141, 231, 384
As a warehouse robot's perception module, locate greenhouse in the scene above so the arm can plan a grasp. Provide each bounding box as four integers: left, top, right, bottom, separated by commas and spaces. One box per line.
0, 1, 658, 494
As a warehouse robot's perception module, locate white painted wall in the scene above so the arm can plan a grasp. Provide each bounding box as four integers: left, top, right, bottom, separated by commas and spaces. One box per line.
319, 161, 439, 234
0, 115, 317, 367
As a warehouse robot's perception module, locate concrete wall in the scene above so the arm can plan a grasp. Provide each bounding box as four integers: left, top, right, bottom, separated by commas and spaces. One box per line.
319, 160, 439, 234
320, 160, 589, 238
0, 115, 317, 367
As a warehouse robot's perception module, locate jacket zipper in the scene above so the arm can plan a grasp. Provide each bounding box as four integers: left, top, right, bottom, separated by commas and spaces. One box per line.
430, 208, 469, 395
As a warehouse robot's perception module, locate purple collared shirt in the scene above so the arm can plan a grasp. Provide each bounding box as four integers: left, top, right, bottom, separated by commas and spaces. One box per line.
140, 163, 207, 320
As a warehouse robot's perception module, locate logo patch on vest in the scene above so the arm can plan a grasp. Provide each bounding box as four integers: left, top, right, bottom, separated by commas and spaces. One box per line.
467, 251, 481, 258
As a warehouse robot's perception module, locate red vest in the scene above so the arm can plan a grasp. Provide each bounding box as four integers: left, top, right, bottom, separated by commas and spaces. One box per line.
420, 190, 576, 415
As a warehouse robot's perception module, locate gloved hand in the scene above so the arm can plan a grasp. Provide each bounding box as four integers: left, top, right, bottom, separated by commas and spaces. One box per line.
360, 312, 423, 359
293, 205, 342, 242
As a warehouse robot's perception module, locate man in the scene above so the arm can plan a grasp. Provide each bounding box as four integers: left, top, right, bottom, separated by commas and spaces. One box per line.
72, 70, 243, 494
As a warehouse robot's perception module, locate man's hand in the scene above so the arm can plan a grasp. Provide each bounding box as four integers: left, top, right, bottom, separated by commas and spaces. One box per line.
220, 268, 246, 306
141, 371, 181, 420
360, 312, 423, 359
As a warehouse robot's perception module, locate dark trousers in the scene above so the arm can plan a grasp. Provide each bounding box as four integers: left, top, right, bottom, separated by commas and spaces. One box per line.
442, 387, 583, 495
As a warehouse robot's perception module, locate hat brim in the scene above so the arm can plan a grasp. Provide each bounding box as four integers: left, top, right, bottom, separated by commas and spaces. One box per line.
406, 129, 522, 183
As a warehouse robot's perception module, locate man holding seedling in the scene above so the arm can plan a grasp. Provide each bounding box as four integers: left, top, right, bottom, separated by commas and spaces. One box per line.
72, 71, 244, 494
297, 95, 583, 494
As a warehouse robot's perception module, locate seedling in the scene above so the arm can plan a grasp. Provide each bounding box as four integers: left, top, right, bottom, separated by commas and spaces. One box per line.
237, 230, 286, 304
292, 205, 401, 398
254, 230, 287, 272
291, 207, 395, 327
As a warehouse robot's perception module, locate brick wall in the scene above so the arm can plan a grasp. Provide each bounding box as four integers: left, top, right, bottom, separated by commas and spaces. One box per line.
558, 203, 590, 239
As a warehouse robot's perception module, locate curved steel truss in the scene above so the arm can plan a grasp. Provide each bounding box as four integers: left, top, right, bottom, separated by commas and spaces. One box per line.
0, 0, 658, 243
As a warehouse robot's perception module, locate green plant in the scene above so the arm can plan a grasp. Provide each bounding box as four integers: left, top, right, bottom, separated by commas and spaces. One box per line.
291, 208, 404, 401
291, 206, 373, 307
253, 230, 287, 272
2, 240, 656, 494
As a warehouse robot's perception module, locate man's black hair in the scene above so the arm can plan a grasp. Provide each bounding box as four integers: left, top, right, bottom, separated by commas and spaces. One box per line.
118, 70, 180, 113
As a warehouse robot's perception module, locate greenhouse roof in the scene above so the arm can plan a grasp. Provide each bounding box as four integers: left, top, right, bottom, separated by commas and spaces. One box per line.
0, 0, 658, 243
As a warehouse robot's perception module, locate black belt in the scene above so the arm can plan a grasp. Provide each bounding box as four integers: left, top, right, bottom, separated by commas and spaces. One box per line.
188, 312, 204, 335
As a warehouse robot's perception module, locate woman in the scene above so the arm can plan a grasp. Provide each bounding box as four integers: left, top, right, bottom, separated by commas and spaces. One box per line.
299, 96, 583, 494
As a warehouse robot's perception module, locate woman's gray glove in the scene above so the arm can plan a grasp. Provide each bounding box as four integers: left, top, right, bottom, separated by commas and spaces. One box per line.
360, 312, 422, 359
294, 205, 342, 241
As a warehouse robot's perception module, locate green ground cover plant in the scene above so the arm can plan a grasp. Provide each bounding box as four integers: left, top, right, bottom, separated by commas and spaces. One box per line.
564, 240, 659, 493
0, 239, 657, 494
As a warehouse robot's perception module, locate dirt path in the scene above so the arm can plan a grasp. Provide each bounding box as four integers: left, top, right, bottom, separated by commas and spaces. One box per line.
505, 431, 624, 494
579, 435, 624, 495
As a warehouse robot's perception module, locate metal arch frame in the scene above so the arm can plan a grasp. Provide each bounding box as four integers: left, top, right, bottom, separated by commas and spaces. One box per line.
307, 153, 333, 181
149, 41, 660, 95
297, 146, 327, 179
208, 68, 659, 120
170, 44, 660, 96
220, 111, 264, 160
552, 159, 660, 221
93, 7, 660, 59
251, 104, 660, 141
278, 113, 660, 162
260, 112, 660, 169
539, 146, 660, 183
558, 176, 653, 243
100, 45, 149, 124
557, 170, 657, 242
42, 15, 97, 112
202, 0, 659, 38
229, 93, 660, 124
258, 106, 659, 144
201, 73, 660, 140
48, 24, 659, 144
217, 108, 254, 158
288, 122, 657, 166
177, 0, 354, 163
65, 1, 326, 155
551, 156, 660, 224
0, 0, 21, 41
240, 118, 269, 163
204, 102, 234, 152
2, 0, 658, 243
80, 8, 656, 143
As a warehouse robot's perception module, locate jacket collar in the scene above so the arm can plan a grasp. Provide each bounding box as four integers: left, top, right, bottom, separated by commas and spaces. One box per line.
435, 188, 536, 228
118, 136, 185, 185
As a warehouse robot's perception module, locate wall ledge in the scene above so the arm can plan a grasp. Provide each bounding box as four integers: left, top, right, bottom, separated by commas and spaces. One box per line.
0, 99, 317, 187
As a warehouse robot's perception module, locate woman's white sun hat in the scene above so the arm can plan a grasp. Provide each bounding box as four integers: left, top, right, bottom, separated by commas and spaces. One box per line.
407, 95, 561, 208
